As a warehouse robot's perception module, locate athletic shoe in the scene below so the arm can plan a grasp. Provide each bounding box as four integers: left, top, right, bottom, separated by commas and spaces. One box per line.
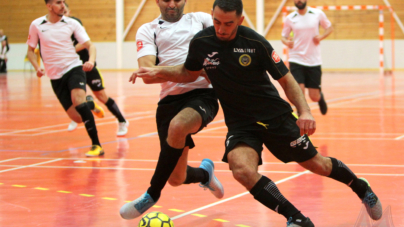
117, 121, 129, 136
199, 159, 224, 199
120, 192, 156, 220
67, 121, 78, 131
85, 145, 104, 157
359, 177, 382, 220
86, 95, 105, 118
286, 217, 314, 227
318, 92, 328, 115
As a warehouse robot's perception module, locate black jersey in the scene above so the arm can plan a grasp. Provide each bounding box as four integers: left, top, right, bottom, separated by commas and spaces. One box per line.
70, 17, 95, 66
184, 26, 292, 130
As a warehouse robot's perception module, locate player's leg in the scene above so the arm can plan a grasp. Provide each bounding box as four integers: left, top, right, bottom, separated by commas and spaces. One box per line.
68, 67, 104, 156
289, 62, 306, 94
226, 139, 313, 227
88, 67, 128, 135
306, 65, 327, 115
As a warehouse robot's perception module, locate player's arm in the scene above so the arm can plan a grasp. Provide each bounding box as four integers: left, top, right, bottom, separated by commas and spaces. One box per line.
281, 17, 294, 49
27, 45, 45, 77
277, 72, 316, 136
81, 40, 96, 71
313, 25, 333, 45
75, 43, 86, 52
132, 55, 168, 84
130, 64, 203, 84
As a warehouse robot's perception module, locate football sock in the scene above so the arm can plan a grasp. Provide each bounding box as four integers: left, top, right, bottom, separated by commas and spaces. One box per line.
147, 141, 184, 201
75, 102, 100, 146
86, 99, 95, 110
183, 166, 209, 184
327, 157, 368, 199
105, 98, 126, 123
250, 176, 306, 220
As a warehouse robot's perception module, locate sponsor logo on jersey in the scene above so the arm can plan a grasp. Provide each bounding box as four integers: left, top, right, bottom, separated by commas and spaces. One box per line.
234, 48, 255, 53
208, 52, 218, 57
272, 50, 281, 64
239, 54, 251, 67
290, 135, 307, 148
136, 41, 143, 51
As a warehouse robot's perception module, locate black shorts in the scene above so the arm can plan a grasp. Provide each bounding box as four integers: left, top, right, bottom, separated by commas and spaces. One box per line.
289, 62, 322, 89
222, 112, 318, 164
51, 66, 87, 111
156, 89, 219, 149
86, 67, 105, 91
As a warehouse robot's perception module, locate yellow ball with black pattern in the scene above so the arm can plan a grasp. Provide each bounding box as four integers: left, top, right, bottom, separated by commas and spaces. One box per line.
138, 211, 174, 227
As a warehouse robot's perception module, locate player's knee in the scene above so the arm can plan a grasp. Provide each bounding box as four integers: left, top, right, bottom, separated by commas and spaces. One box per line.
309, 92, 321, 102
232, 166, 255, 186
306, 156, 332, 176
168, 119, 188, 138
167, 176, 183, 187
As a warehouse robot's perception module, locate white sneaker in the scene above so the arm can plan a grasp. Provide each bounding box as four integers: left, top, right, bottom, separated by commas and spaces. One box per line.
117, 121, 129, 136
67, 121, 78, 131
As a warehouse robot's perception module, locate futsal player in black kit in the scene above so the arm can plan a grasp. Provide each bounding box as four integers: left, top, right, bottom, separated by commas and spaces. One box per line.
131, 0, 383, 226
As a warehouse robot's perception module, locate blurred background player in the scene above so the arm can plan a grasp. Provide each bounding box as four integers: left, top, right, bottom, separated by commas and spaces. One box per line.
64, 2, 129, 136
120, 0, 223, 219
281, 0, 333, 115
27, 0, 104, 156
0, 29, 9, 73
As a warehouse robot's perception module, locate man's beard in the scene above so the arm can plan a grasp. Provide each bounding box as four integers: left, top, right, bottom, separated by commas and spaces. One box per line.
295, 1, 307, 10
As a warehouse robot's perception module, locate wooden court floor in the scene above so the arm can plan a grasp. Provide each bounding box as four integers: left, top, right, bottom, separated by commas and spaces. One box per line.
0, 71, 403, 227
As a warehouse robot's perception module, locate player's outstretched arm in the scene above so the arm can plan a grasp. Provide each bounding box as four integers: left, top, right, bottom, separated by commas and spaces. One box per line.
132, 55, 168, 84
131, 64, 202, 84
277, 72, 316, 136
27, 45, 44, 77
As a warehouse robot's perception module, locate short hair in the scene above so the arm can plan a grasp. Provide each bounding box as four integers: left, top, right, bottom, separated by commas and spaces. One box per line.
213, 0, 243, 16
64, 2, 69, 8
44, 0, 51, 3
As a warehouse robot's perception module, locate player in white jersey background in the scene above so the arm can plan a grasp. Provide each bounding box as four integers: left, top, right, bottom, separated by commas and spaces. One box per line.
281, 0, 333, 115
26, 0, 105, 157
120, 0, 224, 220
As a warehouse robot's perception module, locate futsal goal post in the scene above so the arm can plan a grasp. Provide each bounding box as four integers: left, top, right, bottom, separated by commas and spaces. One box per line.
282, 5, 396, 77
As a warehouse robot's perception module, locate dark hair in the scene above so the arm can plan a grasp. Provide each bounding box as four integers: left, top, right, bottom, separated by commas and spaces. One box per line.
44, 0, 51, 3
213, 0, 243, 16
64, 2, 69, 8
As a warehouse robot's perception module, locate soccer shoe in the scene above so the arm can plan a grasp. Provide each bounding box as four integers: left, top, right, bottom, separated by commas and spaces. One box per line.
86, 95, 105, 118
286, 217, 314, 227
117, 121, 129, 136
67, 121, 78, 131
120, 192, 156, 219
359, 177, 382, 220
199, 159, 224, 199
318, 92, 328, 115
85, 145, 104, 157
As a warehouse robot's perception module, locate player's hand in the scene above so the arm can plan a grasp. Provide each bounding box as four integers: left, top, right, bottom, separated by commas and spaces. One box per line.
313, 36, 321, 45
129, 67, 154, 84
285, 40, 294, 49
83, 61, 94, 72
36, 68, 45, 78
296, 111, 316, 136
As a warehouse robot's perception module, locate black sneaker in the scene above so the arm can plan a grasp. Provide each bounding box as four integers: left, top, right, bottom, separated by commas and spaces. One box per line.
318, 92, 328, 115
286, 217, 314, 227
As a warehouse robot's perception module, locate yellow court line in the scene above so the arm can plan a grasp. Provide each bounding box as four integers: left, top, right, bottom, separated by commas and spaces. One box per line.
12, 185, 26, 188
168, 209, 184, 213
153, 205, 162, 208
214, 219, 229, 223
102, 197, 117, 201
34, 187, 49, 190
79, 194, 95, 197
191, 214, 207, 218
236, 225, 251, 227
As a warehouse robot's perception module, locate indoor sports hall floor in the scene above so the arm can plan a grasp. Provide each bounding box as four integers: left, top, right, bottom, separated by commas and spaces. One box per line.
0, 70, 403, 227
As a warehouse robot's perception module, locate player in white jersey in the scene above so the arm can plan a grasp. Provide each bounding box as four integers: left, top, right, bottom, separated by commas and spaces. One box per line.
120, 0, 223, 220
281, 0, 333, 115
26, 0, 105, 157
0, 29, 9, 73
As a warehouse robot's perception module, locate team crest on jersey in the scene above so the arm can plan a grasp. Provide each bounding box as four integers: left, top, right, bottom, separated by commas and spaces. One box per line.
136, 41, 143, 51
239, 54, 251, 67
272, 50, 281, 63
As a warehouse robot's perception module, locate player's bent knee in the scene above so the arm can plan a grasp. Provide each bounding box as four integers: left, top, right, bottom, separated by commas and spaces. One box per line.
167, 175, 184, 187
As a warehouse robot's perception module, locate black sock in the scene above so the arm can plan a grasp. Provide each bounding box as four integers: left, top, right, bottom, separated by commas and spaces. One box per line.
250, 176, 305, 220
75, 102, 100, 146
147, 141, 184, 201
87, 99, 95, 110
105, 98, 126, 123
327, 157, 368, 199
183, 166, 209, 184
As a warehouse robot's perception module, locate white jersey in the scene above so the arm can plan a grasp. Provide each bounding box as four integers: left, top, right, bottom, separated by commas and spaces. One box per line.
282, 7, 332, 66
27, 15, 90, 79
136, 12, 213, 100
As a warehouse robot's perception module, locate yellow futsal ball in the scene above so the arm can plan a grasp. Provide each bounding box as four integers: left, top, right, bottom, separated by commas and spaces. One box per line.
138, 211, 174, 227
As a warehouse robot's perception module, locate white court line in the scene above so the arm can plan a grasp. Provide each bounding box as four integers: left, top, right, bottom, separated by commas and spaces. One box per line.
0, 157, 21, 163
0, 111, 155, 136
194, 135, 400, 141
171, 170, 310, 220
394, 134, 404, 140
0, 159, 63, 174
